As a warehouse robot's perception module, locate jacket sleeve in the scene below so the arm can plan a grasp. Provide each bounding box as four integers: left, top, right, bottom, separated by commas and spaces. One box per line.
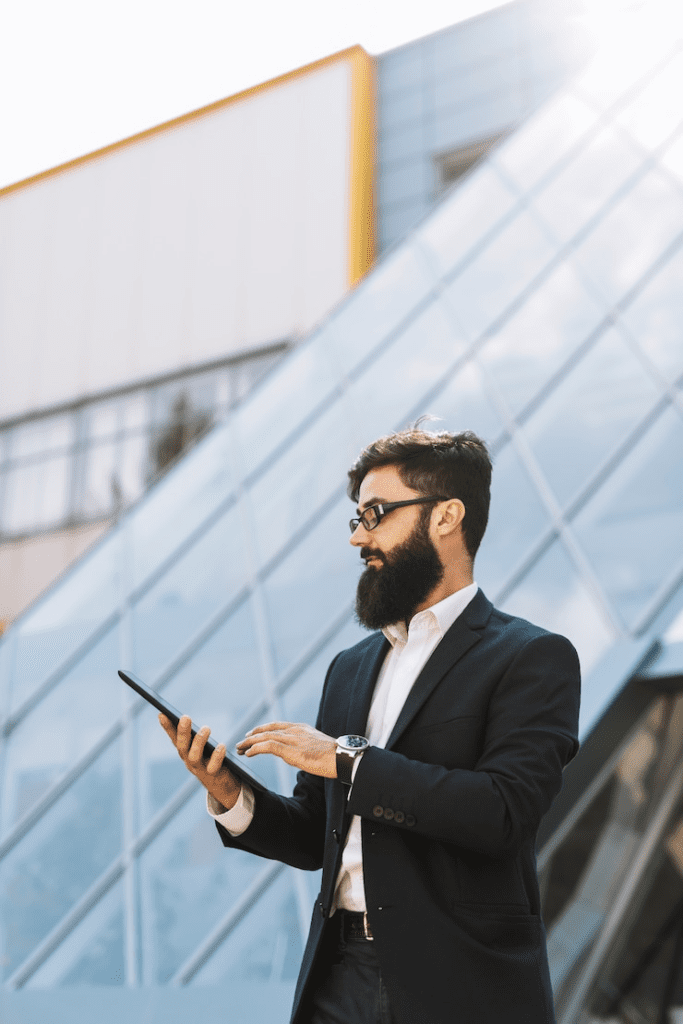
214, 653, 343, 869
346, 631, 580, 859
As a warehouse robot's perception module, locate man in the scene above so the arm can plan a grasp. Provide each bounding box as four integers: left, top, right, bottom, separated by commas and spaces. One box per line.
160, 427, 580, 1024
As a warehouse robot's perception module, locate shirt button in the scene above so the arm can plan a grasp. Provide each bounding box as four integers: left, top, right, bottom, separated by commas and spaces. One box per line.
394, 811, 405, 824
383, 808, 394, 821
405, 814, 416, 827
373, 805, 384, 818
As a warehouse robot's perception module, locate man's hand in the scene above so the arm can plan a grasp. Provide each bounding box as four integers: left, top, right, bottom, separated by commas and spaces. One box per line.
158, 714, 242, 811
236, 722, 337, 778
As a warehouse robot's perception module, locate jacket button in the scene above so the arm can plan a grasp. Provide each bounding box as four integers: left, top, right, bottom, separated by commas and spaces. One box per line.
373, 805, 384, 818
394, 811, 405, 824
405, 814, 416, 827
383, 808, 394, 821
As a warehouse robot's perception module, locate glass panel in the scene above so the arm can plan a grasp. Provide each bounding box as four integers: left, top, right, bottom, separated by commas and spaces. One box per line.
619, 243, 683, 384
132, 502, 248, 681
247, 398, 359, 571
574, 23, 668, 111
443, 209, 555, 340
81, 440, 119, 518
262, 497, 359, 677
9, 530, 124, 713
419, 164, 517, 279
572, 405, 683, 628
532, 125, 644, 244
233, 344, 339, 477
418, 357, 503, 448
129, 422, 235, 590
322, 242, 436, 376
121, 391, 148, 432
26, 879, 125, 988
344, 300, 468, 445
479, 261, 606, 417
501, 538, 616, 681
138, 787, 265, 984
118, 432, 146, 506
474, 440, 552, 599
571, 167, 683, 307
11, 415, 72, 458
521, 328, 661, 510
190, 867, 303, 986
86, 401, 121, 441
492, 92, 598, 190
137, 599, 269, 822
615, 49, 683, 150
0, 740, 122, 981
38, 454, 71, 529
2, 624, 120, 835
2, 462, 43, 534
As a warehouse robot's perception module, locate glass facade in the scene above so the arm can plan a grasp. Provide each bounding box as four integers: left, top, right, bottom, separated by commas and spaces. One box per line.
2, 4, 683, 1021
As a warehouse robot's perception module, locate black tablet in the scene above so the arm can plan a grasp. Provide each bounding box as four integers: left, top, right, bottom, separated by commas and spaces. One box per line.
118, 669, 268, 793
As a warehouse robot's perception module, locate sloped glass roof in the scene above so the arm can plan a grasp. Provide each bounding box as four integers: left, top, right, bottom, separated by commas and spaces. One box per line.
1, 2, 683, 1010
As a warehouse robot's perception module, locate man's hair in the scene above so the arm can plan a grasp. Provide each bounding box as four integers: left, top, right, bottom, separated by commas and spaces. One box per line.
347, 425, 492, 560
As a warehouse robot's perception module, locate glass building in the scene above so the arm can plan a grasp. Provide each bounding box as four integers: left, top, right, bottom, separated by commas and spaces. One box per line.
2, 3, 683, 1021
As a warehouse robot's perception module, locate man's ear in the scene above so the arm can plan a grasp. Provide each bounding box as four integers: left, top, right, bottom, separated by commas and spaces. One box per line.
434, 499, 465, 537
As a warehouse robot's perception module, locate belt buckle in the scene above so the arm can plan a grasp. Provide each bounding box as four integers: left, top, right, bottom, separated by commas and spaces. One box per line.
363, 911, 374, 941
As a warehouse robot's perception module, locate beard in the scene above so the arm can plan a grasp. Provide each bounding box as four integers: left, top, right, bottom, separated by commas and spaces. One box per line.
355, 513, 445, 631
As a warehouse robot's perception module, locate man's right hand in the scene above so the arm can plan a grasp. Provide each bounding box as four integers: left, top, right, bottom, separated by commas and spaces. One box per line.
158, 713, 242, 811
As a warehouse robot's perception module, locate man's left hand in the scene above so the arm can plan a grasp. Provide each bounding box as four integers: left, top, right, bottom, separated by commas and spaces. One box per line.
236, 722, 337, 778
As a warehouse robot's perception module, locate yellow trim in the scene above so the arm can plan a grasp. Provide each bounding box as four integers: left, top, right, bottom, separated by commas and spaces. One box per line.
347, 49, 376, 287
0, 45, 370, 200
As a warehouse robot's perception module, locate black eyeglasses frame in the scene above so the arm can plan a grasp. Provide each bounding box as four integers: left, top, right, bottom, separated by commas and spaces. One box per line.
349, 495, 448, 534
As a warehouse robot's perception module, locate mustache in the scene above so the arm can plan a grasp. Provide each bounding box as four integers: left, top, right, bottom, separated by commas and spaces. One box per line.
360, 547, 385, 565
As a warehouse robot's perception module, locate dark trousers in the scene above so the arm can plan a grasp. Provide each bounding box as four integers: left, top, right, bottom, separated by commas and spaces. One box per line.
307, 927, 397, 1024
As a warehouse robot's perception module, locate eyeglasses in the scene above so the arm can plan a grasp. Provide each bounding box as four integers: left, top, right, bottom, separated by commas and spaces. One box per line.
349, 496, 447, 534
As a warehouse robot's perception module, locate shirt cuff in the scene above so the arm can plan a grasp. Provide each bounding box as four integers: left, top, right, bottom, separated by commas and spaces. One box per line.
345, 750, 365, 799
207, 784, 255, 836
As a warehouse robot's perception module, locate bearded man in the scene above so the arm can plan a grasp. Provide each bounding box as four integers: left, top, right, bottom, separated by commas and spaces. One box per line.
160, 427, 581, 1024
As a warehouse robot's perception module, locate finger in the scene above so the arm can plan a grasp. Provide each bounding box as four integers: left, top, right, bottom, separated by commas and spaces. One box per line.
176, 715, 193, 755
245, 721, 293, 737
158, 714, 177, 739
205, 743, 226, 776
188, 725, 211, 766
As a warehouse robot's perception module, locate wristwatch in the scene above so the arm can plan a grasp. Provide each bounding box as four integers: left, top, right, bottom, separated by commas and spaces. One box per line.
335, 734, 369, 786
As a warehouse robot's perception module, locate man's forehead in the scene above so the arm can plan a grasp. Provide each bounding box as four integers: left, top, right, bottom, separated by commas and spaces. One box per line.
357, 465, 417, 506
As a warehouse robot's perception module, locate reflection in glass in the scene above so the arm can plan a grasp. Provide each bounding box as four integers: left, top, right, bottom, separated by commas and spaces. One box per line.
474, 440, 552, 598
26, 880, 125, 988
11, 415, 72, 459
615, 49, 683, 150
345, 300, 467, 444
81, 440, 119, 518
619, 242, 683, 384
247, 399, 359, 571
420, 164, 516, 279
492, 92, 597, 191
419, 358, 503, 450
132, 503, 248, 680
9, 530, 124, 713
501, 538, 615, 680
137, 599, 267, 821
2, 624, 120, 835
0, 740, 122, 981
521, 327, 660, 510
532, 124, 643, 244
571, 168, 683, 306
572, 405, 683, 628
478, 261, 605, 417
262, 498, 359, 677
190, 867, 303, 987
444, 209, 554, 340
138, 789, 264, 984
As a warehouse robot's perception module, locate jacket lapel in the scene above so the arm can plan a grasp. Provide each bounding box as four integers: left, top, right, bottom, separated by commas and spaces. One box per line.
346, 632, 389, 736
384, 589, 492, 750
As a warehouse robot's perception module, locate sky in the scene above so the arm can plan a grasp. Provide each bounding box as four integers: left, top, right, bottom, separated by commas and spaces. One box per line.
0, 0, 509, 191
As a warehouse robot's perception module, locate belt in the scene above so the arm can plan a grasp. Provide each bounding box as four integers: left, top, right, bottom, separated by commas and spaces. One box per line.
336, 909, 374, 940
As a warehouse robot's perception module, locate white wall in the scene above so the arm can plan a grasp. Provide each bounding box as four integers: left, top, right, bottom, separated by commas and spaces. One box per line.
0, 54, 361, 421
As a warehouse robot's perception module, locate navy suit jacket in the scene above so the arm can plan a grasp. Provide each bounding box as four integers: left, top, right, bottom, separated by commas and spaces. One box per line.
216, 589, 581, 1024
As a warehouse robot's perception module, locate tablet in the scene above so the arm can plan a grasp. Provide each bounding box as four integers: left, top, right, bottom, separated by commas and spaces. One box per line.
118, 669, 268, 793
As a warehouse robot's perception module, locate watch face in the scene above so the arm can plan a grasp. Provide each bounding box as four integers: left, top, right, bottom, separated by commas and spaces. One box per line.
340, 735, 368, 750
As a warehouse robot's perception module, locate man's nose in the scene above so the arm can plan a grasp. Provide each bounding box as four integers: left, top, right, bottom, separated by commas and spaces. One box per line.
349, 522, 368, 547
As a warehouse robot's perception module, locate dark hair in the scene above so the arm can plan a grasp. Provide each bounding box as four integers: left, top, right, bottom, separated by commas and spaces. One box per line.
347, 426, 492, 559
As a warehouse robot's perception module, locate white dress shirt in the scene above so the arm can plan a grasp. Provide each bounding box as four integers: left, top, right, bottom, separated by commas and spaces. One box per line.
208, 582, 479, 913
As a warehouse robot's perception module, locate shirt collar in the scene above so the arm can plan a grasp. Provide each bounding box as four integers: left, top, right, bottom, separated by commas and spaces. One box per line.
382, 581, 479, 647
